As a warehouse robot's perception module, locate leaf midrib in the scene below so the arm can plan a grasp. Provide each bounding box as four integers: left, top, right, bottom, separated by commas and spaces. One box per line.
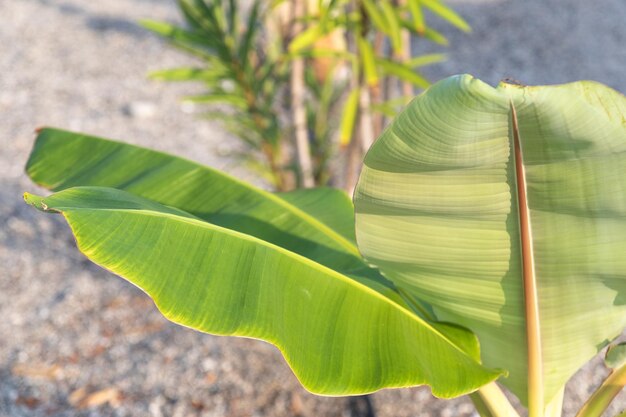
510, 99, 544, 415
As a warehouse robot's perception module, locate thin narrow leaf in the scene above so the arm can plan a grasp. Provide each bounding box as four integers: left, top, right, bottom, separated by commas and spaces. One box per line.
380, 0, 403, 54
376, 58, 430, 89
183, 93, 248, 109
190, 0, 223, 31
178, 0, 219, 35
148, 67, 228, 82
357, 36, 378, 86
238, 0, 261, 67
420, 0, 471, 32
406, 53, 447, 68
287, 48, 355, 62
408, 0, 426, 34
227, 0, 237, 35
289, 24, 321, 53
139, 20, 217, 59
176, 0, 231, 60
370, 97, 408, 117
422, 27, 449, 45
361, 0, 388, 34
339, 88, 360, 146
398, 17, 449, 45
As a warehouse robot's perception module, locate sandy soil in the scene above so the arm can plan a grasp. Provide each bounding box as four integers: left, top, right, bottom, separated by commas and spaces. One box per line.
1, 0, 625, 416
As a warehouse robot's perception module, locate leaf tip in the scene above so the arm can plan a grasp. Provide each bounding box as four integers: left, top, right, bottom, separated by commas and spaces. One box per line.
146, 71, 163, 81
24, 192, 50, 212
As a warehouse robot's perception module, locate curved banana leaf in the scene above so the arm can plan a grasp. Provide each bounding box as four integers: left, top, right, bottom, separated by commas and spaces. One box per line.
23, 186, 502, 397
26, 128, 361, 272
354, 74, 626, 407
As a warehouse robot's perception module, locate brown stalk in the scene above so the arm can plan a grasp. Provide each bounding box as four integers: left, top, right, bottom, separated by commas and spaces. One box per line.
511, 101, 544, 416
290, 0, 315, 188
396, 0, 414, 100
358, 84, 375, 153
370, 31, 385, 138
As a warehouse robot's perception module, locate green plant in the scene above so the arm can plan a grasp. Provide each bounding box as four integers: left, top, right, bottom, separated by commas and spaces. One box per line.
290, 0, 470, 190
143, 0, 469, 191
24, 75, 626, 417
143, 0, 291, 188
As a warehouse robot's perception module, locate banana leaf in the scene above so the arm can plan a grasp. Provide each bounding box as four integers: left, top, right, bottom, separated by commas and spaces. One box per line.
23, 187, 500, 397
354, 74, 626, 410
24, 127, 502, 396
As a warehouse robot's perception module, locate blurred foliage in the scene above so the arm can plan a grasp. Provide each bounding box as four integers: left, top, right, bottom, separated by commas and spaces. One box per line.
142, 0, 470, 191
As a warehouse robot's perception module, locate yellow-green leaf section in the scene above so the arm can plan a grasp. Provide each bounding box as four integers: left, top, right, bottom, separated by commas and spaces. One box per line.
23, 186, 501, 397
354, 74, 626, 407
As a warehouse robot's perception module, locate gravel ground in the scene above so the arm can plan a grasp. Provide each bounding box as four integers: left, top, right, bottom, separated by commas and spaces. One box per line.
1, 0, 625, 416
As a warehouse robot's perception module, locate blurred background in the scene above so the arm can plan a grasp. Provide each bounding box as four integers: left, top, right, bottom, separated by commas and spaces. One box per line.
1, 0, 625, 416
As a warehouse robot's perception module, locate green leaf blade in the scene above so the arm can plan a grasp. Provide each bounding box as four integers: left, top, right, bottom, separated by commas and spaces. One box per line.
354, 74, 626, 407
24, 186, 502, 397
501, 80, 626, 403
25, 128, 361, 272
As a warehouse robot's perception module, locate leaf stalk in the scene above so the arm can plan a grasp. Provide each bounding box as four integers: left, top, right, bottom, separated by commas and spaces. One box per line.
510, 101, 544, 417
575, 364, 626, 417
469, 382, 521, 417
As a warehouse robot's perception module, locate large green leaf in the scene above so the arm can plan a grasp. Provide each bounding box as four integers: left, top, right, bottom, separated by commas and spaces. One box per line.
354, 74, 626, 408
26, 128, 361, 272
23, 186, 501, 397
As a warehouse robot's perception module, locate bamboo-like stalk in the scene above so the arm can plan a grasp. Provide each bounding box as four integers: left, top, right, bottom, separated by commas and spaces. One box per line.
358, 84, 375, 153
510, 101, 544, 417
343, 121, 362, 195
469, 383, 521, 417
396, 0, 414, 100
575, 364, 626, 417
370, 31, 385, 138
342, 0, 363, 194
290, 0, 315, 188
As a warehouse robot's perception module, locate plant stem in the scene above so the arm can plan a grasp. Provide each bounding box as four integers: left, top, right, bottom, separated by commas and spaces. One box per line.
544, 388, 564, 417
575, 364, 626, 417
469, 383, 521, 417
290, 0, 315, 187
470, 392, 496, 417
396, 0, 414, 100
358, 84, 375, 153
344, 120, 362, 194
370, 31, 385, 138
261, 143, 286, 190
511, 101, 544, 417
232, 60, 286, 190
342, 0, 363, 193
